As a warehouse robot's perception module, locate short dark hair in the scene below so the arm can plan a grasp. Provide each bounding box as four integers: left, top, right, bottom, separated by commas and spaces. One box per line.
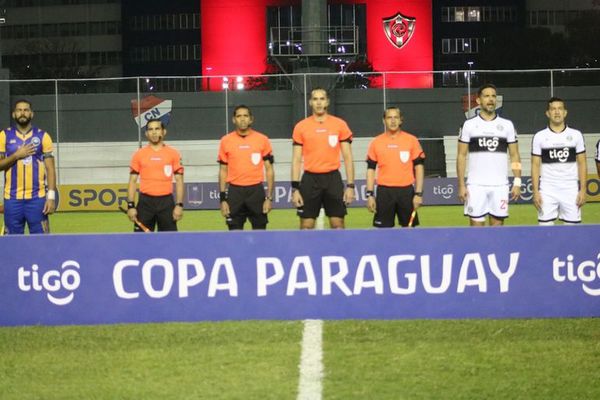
547, 96, 566, 110
382, 106, 402, 119
13, 99, 32, 111
477, 83, 497, 97
233, 105, 252, 117
145, 118, 165, 130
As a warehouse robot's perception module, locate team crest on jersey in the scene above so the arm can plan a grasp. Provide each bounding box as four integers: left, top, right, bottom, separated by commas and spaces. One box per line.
31, 137, 41, 147
382, 12, 416, 49
399, 151, 410, 163
22, 156, 32, 165
496, 124, 504, 132
251, 152, 261, 166
328, 135, 338, 147
163, 165, 173, 177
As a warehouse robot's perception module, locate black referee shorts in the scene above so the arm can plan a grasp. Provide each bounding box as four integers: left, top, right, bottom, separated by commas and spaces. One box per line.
136, 193, 177, 232
297, 170, 346, 219
226, 183, 268, 230
373, 185, 419, 228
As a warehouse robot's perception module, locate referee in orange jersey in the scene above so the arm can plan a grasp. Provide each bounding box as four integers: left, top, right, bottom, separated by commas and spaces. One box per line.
291, 87, 355, 229
126, 119, 184, 232
366, 107, 425, 227
218, 105, 274, 230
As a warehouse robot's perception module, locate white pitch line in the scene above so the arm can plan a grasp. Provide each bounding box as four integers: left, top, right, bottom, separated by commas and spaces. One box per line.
297, 319, 324, 400
297, 210, 326, 399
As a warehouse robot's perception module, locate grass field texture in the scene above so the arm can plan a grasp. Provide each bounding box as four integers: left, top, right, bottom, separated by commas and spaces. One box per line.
1, 204, 599, 399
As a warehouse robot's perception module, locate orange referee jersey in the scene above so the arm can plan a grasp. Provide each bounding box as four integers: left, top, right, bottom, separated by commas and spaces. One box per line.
218, 129, 273, 186
292, 115, 352, 173
367, 130, 425, 187
130, 144, 183, 196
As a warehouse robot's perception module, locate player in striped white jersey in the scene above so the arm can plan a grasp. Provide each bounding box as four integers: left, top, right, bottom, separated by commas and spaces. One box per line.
531, 97, 587, 225
456, 84, 522, 226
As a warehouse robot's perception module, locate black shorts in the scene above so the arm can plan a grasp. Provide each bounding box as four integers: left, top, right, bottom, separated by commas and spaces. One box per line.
136, 193, 177, 232
297, 170, 346, 219
373, 185, 419, 228
226, 183, 268, 229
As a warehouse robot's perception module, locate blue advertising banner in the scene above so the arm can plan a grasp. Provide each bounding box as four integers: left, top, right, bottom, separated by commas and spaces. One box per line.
55, 176, 600, 211
1, 226, 599, 326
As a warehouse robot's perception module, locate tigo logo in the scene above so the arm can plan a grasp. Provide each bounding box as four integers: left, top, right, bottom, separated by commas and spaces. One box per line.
17, 261, 81, 305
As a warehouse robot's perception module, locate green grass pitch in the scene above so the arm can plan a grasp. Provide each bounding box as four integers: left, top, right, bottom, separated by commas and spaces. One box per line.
1, 204, 599, 399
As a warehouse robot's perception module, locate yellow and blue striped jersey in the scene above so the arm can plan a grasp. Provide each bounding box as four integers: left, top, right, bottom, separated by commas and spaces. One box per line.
0, 126, 53, 200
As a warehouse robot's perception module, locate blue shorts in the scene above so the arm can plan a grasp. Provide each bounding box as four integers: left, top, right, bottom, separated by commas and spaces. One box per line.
3, 198, 49, 234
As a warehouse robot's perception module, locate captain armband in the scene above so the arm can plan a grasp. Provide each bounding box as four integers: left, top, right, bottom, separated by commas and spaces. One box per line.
46, 190, 56, 200
366, 159, 377, 170
263, 154, 274, 163
413, 157, 425, 166
511, 162, 522, 170
43, 152, 54, 159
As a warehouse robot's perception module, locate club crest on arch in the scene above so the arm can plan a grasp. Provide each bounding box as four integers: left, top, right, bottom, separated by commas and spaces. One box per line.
382, 12, 416, 49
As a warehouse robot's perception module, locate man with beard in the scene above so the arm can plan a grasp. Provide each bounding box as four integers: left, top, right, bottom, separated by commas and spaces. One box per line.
456, 84, 522, 226
126, 118, 184, 232
0, 99, 56, 234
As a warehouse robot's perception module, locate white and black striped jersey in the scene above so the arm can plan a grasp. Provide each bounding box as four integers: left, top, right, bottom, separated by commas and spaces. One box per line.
531, 126, 585, 184
459, 114, 517, 186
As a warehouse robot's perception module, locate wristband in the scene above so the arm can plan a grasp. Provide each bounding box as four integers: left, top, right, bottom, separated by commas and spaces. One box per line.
219, 192, 227, 202
265, 196, 272, 201
512, 177, 522, 187
291, 181, 300, 190
46, 190, 56, 200
346, 183, 355, 189
127, 201, 135, 209
175, 202, 184, 207
414, 192, 423, 197
366, 190, 374, 198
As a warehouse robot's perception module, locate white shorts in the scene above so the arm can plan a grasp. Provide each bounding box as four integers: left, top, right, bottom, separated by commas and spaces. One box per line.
464, 184, 509, 220
538, 183, 581, 223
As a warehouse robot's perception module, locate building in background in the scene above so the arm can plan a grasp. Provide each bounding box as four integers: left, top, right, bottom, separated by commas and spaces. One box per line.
0, 0, 122, 79
433, 0, 525, 86
0, 0, 598, 91
526, 0, 598, 33
202, 0, 433, 89
121, 1, 201, 91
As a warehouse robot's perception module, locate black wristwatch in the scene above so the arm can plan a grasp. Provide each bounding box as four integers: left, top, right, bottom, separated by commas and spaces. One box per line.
414, 192, 423, 197
175, 202, 184, 207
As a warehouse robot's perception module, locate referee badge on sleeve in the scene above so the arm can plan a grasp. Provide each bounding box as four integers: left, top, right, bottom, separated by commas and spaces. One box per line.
164, 165, 173, 177
251, 152, 261, 165
399, 151, 410, 163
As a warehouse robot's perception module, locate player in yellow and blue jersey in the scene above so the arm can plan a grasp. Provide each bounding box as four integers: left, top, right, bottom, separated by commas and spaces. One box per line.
0, 100, 57, 234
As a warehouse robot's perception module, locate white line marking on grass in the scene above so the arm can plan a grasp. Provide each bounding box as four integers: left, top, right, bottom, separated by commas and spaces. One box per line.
297, 319, 324, 400
298, 208, 325, 399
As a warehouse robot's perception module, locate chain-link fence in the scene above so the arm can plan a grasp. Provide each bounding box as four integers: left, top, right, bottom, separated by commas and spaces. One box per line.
1, 68, 599, 186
